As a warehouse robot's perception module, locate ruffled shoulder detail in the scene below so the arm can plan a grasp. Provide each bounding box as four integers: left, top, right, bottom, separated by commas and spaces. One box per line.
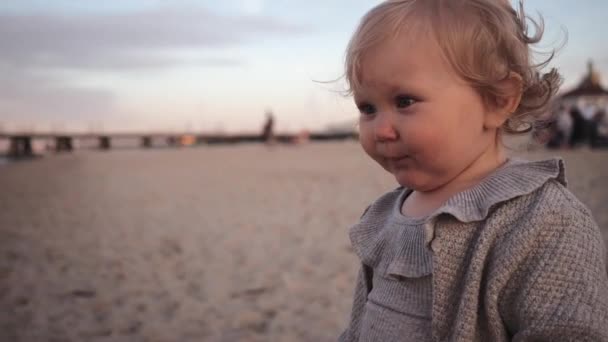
348, 158, 567, 278
349, 187, 433, 278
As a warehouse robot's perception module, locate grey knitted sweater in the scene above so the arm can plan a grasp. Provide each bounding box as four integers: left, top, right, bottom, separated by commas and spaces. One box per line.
339, 158, 608, 341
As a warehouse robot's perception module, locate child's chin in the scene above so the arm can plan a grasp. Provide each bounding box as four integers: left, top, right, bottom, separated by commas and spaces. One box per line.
393, 172, 432, 191
393, 174, 419, 190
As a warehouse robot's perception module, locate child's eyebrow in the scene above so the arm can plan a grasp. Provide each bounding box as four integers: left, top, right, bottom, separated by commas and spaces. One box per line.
389, 85, 405, 94
386, 83, 420, 96
357, 82, 404, 94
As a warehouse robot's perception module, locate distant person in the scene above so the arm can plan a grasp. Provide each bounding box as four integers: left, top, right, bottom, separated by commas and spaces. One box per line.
261, 111, 275, 144
555, 104, 573, 148
338, 1, 608, 341
569, 105, 588, 147
582, 102, 597, 121
591, 107, 608, 148
582, 103, 598, 145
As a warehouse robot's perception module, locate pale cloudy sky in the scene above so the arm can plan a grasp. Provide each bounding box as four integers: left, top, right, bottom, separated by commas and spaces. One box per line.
1, 0, 607, 133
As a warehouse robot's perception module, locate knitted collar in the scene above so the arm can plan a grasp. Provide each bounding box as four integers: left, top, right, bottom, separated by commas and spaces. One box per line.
421, 157, 566, 223
349, 158, 566, 272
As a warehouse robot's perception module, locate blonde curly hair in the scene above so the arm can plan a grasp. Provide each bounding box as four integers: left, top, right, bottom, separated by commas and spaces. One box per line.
345, 0, 562, 137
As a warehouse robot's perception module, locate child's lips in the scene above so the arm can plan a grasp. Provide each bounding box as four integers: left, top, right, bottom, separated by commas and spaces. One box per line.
385, 154, 409, 161
386, 155, 411, 167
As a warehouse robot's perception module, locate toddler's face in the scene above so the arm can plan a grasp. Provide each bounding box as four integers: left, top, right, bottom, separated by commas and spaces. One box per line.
354, 34, 497, 191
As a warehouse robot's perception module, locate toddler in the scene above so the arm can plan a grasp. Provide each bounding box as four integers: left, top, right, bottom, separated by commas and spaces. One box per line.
338, 0, 608, 341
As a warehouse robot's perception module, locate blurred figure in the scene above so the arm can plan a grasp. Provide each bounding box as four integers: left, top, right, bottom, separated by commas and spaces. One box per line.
569, 104, 588, 147
292, 129, 310, 145
582, 102, 598, 146
261, 110, 275, 145
582, 101, 597, 121
591, 107, 608, 148
552, 104, 573, 148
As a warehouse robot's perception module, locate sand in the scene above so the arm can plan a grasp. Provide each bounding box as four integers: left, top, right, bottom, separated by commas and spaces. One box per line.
0, 142, 606, 342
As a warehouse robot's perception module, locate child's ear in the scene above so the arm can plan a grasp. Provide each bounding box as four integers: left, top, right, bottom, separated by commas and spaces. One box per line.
484, 72, 523, 130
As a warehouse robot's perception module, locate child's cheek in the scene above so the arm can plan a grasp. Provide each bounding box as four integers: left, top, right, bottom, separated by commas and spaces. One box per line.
401, 121, 443, 157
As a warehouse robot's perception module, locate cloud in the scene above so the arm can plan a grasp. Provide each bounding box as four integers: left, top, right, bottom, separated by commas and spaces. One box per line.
0, 65, 116, 125
0, 7, 308, 70
239, 0, 265, 15
0, 6, 308, 127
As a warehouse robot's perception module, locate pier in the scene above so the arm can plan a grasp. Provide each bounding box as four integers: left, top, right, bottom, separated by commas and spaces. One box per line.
0, 131, 358, 159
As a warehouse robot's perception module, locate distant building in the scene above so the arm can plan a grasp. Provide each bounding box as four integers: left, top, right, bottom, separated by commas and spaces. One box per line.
560, 61, 608, 109
551, 61, 608, 148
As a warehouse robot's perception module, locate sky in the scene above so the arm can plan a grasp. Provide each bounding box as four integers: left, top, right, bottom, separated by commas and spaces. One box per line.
1, 0, 607, 133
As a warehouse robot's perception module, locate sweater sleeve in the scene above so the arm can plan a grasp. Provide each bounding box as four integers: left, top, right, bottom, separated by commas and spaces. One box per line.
338, 263, 373, 342
499, 197, 608, 341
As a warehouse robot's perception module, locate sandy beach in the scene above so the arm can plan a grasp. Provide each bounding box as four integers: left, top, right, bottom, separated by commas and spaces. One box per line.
1, 142, 607, 342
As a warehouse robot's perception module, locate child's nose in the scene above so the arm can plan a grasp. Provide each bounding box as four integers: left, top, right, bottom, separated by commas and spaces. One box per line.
374, 114, 399, 141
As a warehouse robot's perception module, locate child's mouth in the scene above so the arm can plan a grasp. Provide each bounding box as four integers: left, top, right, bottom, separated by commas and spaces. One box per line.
386, 155, 411, 167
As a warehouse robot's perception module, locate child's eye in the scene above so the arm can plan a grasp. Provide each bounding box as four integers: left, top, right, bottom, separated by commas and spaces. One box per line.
395, 95, 416, 108
357, 103, 377, 115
